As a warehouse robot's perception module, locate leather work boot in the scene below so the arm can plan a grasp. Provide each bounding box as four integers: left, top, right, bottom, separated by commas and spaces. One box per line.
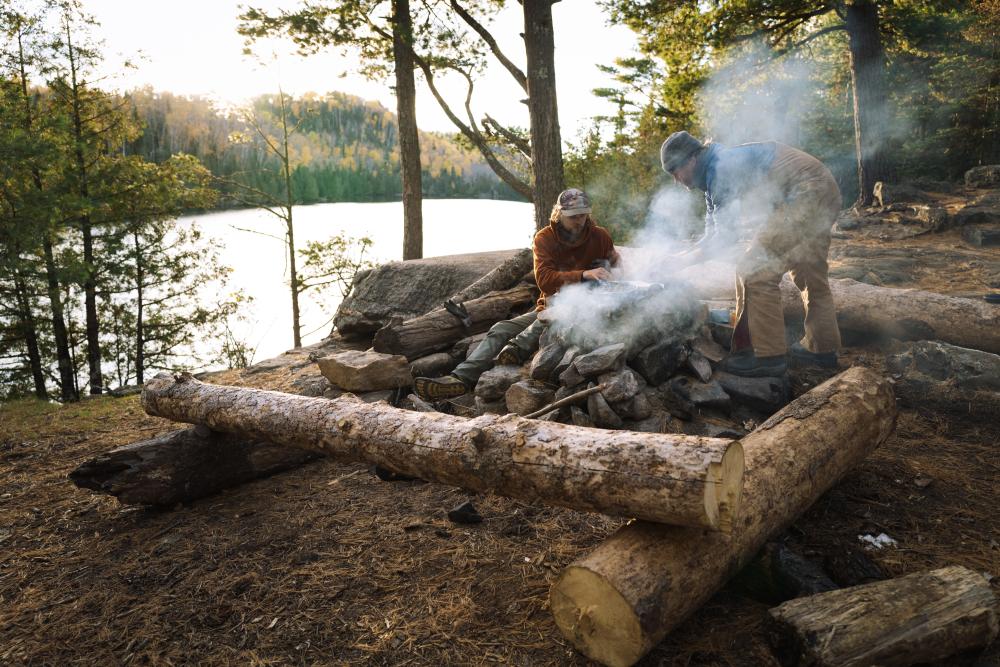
413, 375, 469, 401
494, 344, 524, 366
721, 352, 787, 378
788, 342, 838, 369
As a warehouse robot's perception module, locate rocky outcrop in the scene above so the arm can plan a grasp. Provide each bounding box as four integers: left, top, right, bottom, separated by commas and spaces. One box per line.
965, 164, 1000, 188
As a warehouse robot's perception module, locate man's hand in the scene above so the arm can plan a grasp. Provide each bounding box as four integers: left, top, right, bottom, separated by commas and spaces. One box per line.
582, 267, 612, 282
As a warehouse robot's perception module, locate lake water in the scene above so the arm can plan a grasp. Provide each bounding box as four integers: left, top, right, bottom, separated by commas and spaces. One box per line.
181, 199, 536, 365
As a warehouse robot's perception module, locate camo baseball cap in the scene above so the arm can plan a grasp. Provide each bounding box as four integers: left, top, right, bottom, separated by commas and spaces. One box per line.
557, 188, 592, 216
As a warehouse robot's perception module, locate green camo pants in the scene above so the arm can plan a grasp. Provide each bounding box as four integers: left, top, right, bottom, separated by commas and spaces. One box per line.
451, 311, 544, 387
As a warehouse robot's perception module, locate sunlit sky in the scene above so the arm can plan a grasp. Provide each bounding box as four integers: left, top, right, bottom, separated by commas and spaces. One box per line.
72, 0, 640, 139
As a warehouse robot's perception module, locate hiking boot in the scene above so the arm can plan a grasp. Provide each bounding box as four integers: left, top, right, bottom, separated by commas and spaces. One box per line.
788, 343, 838, 369
721, 353, 787, 378
413, 375, 469, 401
494, 344, 524, 366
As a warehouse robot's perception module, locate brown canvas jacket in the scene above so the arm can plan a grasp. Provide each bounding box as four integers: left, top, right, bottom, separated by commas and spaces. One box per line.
532, 218, 617, 310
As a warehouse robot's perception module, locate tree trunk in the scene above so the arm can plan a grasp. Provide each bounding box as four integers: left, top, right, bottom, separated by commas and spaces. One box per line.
448, 247, 533, 305
373, 284, 537, 360
768, 565, 999, 667
394, 0, 424, 260
523, 0, 565, 230
13, 271, 47, 399
141, 373, 745, 529
69, 426, 320, 506
42, 235, 77, 401
134, 231, 145, 384
549, 367, 896, 667
278, 92, 302, 350
781, 277, 1000, 355
846, 0, 893, 206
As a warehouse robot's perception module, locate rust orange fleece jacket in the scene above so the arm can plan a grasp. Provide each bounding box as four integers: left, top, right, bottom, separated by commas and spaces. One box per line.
532, 218, 618, 310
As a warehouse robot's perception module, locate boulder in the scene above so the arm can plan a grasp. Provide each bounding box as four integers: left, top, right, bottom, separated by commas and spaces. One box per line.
333, 249, 520, 336
552, 346, 580, 379
962, 226, 1000, 248
317, 350, 411, 392
574, 343, 627, 377
951, 205, 1000, 227
409, 352, 459, 379
964, 164, 1000, 188
612, 392, 653, 421
587, 386, 623, 429
558, 362, 586, 388
887, 340, 1000, 392
715, 371, 790, 414
598, 368, 643, 403
505, 380, 556, 416
684, 350, 714, 383
529, 343, 567, 381
632, 340, 687, 385
670, 376, 731, 412
474, 365, 526, 401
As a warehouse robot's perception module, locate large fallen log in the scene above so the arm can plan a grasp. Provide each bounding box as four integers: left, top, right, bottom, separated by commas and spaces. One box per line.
768, 565, 999, 666
549, 366, 896, 667
373, 283, 538, 360
781, 277, 1000, 354
69, 427, 319, 506
142, 373, 744, 530
448, 247, 533, 304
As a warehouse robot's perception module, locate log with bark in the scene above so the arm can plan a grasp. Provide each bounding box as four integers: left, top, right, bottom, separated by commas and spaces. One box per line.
69, 427, 319, 506
373, 283, 538, 360
141, 373, 744, 530
448, 247, 533, 304
781, 277, 1000, 355
549, 366, 896, 667
768, 565, 999, 667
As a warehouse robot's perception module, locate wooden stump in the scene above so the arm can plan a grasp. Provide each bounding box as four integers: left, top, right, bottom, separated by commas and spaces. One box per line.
69, 427, 319, 506
549, 366, 896, 667
141, 373, 744, 530
768, 565, 1000, 666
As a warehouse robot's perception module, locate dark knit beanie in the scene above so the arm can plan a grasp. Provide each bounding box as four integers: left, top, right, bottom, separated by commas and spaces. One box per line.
660, 131, 704, 173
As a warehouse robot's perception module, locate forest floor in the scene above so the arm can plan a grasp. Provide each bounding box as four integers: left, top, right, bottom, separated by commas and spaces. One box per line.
1, 190, 999, 666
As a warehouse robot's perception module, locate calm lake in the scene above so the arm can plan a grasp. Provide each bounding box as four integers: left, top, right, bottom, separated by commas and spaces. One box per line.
182, 199, 535, 365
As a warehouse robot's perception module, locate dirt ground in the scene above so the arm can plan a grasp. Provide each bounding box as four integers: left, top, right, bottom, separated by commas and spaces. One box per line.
1, 199, 999, 666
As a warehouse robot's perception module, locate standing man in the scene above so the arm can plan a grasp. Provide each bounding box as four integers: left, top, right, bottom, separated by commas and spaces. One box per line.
414, 188, 620, 401
660, 131, 842, 377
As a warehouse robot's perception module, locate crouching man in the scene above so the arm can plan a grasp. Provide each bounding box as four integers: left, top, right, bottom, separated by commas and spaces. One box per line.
414, 188, 621, 401
660, 131, 842, 377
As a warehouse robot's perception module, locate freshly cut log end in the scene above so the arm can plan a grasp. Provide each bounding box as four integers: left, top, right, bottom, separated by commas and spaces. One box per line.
707, 440, 744, 534
768, 565, 1000, 667
551, 566, 646, 667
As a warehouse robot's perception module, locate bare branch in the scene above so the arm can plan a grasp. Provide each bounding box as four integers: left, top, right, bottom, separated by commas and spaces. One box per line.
483, 114, 531, 160
449, 0, 527, 92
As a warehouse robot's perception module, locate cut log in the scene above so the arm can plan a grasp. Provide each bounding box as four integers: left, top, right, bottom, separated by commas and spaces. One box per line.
372, 284, 537, 360
69, 427, 319, 506
768, 565, 999, 667
447, 247, 533, 305
781, 277, 1000, 354
549, 366, 896, 667
141, 373, 744, 530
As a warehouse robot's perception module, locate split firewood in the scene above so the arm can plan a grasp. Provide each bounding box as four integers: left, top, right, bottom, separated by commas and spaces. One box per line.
549, 366, 896, 667
372, 284, 537, 360
768, 565, 999, 667
781, 277, 1000, 354
141, 373, 744, 530
69, 427, 319, 506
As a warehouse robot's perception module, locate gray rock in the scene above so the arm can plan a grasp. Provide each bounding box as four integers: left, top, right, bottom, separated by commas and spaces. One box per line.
962, 226, 1000, 248
632, 340, 687, 385
359, 389, 396, 403
474, 365, 526, 401
598, 368, 642, 403
505, 380, 556, 416
558, 362, 586, 388
409, 352, 459, 379
684, 350, 713, 383
317, 350, 412, 392
552, 346, 580, 379
715, 371, 790, 414
965, 164, 1000, 188
474, 396, 507, 415
333, 249, 520, 336
622, 411, 672, 434
655, 383, 695, 420
692, 337, 727, 365
554, 383, 584, 402
290, 375, 330, 397
670, 376, 731, 411
887, 340, 1000, 392
951, 205, 1000, 227
587, 386, 623, 429
612, 392, 653, 420
570, 406, 594, 428
574, 343, 627, 377
529, 343, 567, 381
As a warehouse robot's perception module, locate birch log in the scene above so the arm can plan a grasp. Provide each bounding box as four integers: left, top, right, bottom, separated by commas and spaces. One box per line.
550, 366, 896, 667
142, 373, 744, 530
781, 277, 1000, 354
373, 284, 538, 360
768, 565, 999, 667
69, 427, 319, 506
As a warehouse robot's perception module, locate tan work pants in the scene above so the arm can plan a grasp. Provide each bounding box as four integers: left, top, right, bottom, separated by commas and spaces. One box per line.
733, 172, 842, 358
